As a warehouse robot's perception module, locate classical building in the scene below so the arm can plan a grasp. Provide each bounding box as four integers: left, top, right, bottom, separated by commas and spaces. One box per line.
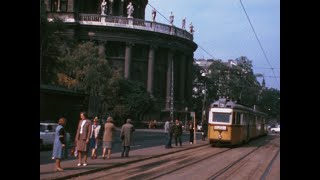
43, 0, 198, 121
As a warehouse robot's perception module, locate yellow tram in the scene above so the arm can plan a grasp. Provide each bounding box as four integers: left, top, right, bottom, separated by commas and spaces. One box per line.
207, 97, 268, 146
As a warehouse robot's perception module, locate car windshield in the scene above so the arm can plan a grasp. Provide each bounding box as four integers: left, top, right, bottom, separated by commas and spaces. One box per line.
40, 124, 58, 132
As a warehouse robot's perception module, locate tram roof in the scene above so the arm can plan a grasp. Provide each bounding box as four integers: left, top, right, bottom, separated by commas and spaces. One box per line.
210, 98, 267, 115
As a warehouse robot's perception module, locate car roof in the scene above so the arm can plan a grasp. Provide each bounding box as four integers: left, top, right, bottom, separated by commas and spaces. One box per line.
40, 123, 58, 125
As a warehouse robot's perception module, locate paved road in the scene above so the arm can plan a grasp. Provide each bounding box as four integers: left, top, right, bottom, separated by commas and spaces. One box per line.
40, 129, 202, 165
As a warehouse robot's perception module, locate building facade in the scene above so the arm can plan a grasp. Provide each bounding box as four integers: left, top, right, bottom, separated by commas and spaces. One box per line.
43, 0, 198, 121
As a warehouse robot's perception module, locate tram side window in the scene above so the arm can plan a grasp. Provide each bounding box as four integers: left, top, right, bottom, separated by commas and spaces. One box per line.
236, 112, 241, 125
241, 113, 247, 125
257, 116, 261, 126
251, 115, 255, 125
232, 112, 236, 124
247, 114, 251, 126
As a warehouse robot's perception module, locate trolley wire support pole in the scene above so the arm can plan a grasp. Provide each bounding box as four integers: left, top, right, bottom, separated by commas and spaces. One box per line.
170, 58, 174, 122
201, 82, 207, 126
193, 112, 196, 144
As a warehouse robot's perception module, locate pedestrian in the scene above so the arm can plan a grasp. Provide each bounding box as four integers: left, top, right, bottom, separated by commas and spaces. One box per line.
153, 119, 157, 128
52, 117, 67, 172
74, 112, 92, 166
120, 119, 135, 157
164, 119, 172, 148
189, 121, 194, 144
201, 122, 208, 141
173, 119, 183, 146
102, 117, 116, 159
89, 117, 101, 159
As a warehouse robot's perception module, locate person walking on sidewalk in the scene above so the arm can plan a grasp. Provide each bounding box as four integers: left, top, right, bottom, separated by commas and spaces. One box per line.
201, 122, 208, 141
89, 117, 101, 159
189, 121, 194, 144
52, 117, 67, 172
120, 119, 135, 157
173, 119, 183, 146
102, 117, 116, 159
75, 112, 92, 166
164, 119, 172, 148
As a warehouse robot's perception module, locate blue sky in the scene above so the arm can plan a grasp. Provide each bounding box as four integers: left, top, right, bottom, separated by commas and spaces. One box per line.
145, 0, 280, 90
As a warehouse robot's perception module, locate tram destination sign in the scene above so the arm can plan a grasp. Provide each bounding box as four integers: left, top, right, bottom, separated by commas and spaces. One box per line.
214, 126, 227, 131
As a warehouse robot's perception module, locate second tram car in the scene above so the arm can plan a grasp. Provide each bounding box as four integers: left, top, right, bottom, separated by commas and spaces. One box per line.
207, 97, 268, 146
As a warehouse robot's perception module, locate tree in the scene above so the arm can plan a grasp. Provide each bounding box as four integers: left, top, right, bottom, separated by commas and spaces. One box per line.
40, 2, 73, 84
56, 41, 112, 117
258, 88, 280, 123
191, 63, 207, 120
106, 74, 157, 125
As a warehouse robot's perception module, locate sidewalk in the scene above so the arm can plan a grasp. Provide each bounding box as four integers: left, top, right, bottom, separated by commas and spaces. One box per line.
40, 140, 208, 180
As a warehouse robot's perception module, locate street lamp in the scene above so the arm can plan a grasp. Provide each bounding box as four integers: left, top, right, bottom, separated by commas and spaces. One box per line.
201, 72, 208, 128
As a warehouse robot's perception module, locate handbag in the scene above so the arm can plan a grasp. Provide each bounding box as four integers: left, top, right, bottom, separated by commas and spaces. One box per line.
70, 146, 78, 157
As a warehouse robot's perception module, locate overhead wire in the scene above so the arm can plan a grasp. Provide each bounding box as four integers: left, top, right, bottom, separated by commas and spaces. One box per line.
239, 0, 279, 88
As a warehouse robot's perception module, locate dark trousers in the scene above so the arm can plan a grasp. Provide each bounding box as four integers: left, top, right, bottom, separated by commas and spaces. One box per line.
121, 146, 130, 157
165, 133, 173, 148
189, 131, 194, 143
175, 135, 182, 146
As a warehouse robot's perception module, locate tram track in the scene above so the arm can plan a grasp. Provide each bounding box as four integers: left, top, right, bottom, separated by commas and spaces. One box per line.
70, 135, 278, 180
70, 145, 215, 180
206, 136, 279, 180
260, 148, 280, 180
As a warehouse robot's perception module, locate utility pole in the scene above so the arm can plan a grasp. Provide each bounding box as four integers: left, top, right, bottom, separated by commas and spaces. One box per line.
201, 69, 208, 129
201, 82, 206, 126
170, 59, 174, 122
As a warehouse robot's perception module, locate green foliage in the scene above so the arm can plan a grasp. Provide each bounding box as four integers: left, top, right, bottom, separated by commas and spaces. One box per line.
258, 88, 280, 121
52, 40, 155, 123
40, 6, 73, 84
106, 76, 157, 124
206, 57, 261, 106
191, 56, 277, 119
57, 42, 112, 95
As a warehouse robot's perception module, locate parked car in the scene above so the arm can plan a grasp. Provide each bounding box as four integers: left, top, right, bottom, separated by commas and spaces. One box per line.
270, 125, 280, 133
40, 122, 70, 149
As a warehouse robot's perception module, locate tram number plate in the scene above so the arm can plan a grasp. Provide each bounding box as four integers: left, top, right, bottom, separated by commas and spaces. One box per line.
214, 126, 227, 130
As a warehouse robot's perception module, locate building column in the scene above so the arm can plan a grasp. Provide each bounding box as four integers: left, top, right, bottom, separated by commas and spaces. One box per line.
186, 55, 193, 105
147, 46, 156, 95
57, 0, 61, 12
165, 50, 174, 110
124, 42, 133, 79
179, 55, 186, 103
109, 0, 113, 15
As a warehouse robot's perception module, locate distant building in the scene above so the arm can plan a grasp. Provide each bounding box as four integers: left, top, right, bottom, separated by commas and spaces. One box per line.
41, 0, 198, 121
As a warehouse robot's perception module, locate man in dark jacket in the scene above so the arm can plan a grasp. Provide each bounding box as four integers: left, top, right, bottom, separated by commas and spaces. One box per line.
173, 119, 183, 146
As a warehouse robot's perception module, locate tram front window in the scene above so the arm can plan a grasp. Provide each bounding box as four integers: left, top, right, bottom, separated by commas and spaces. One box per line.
212, 113, 230, 123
